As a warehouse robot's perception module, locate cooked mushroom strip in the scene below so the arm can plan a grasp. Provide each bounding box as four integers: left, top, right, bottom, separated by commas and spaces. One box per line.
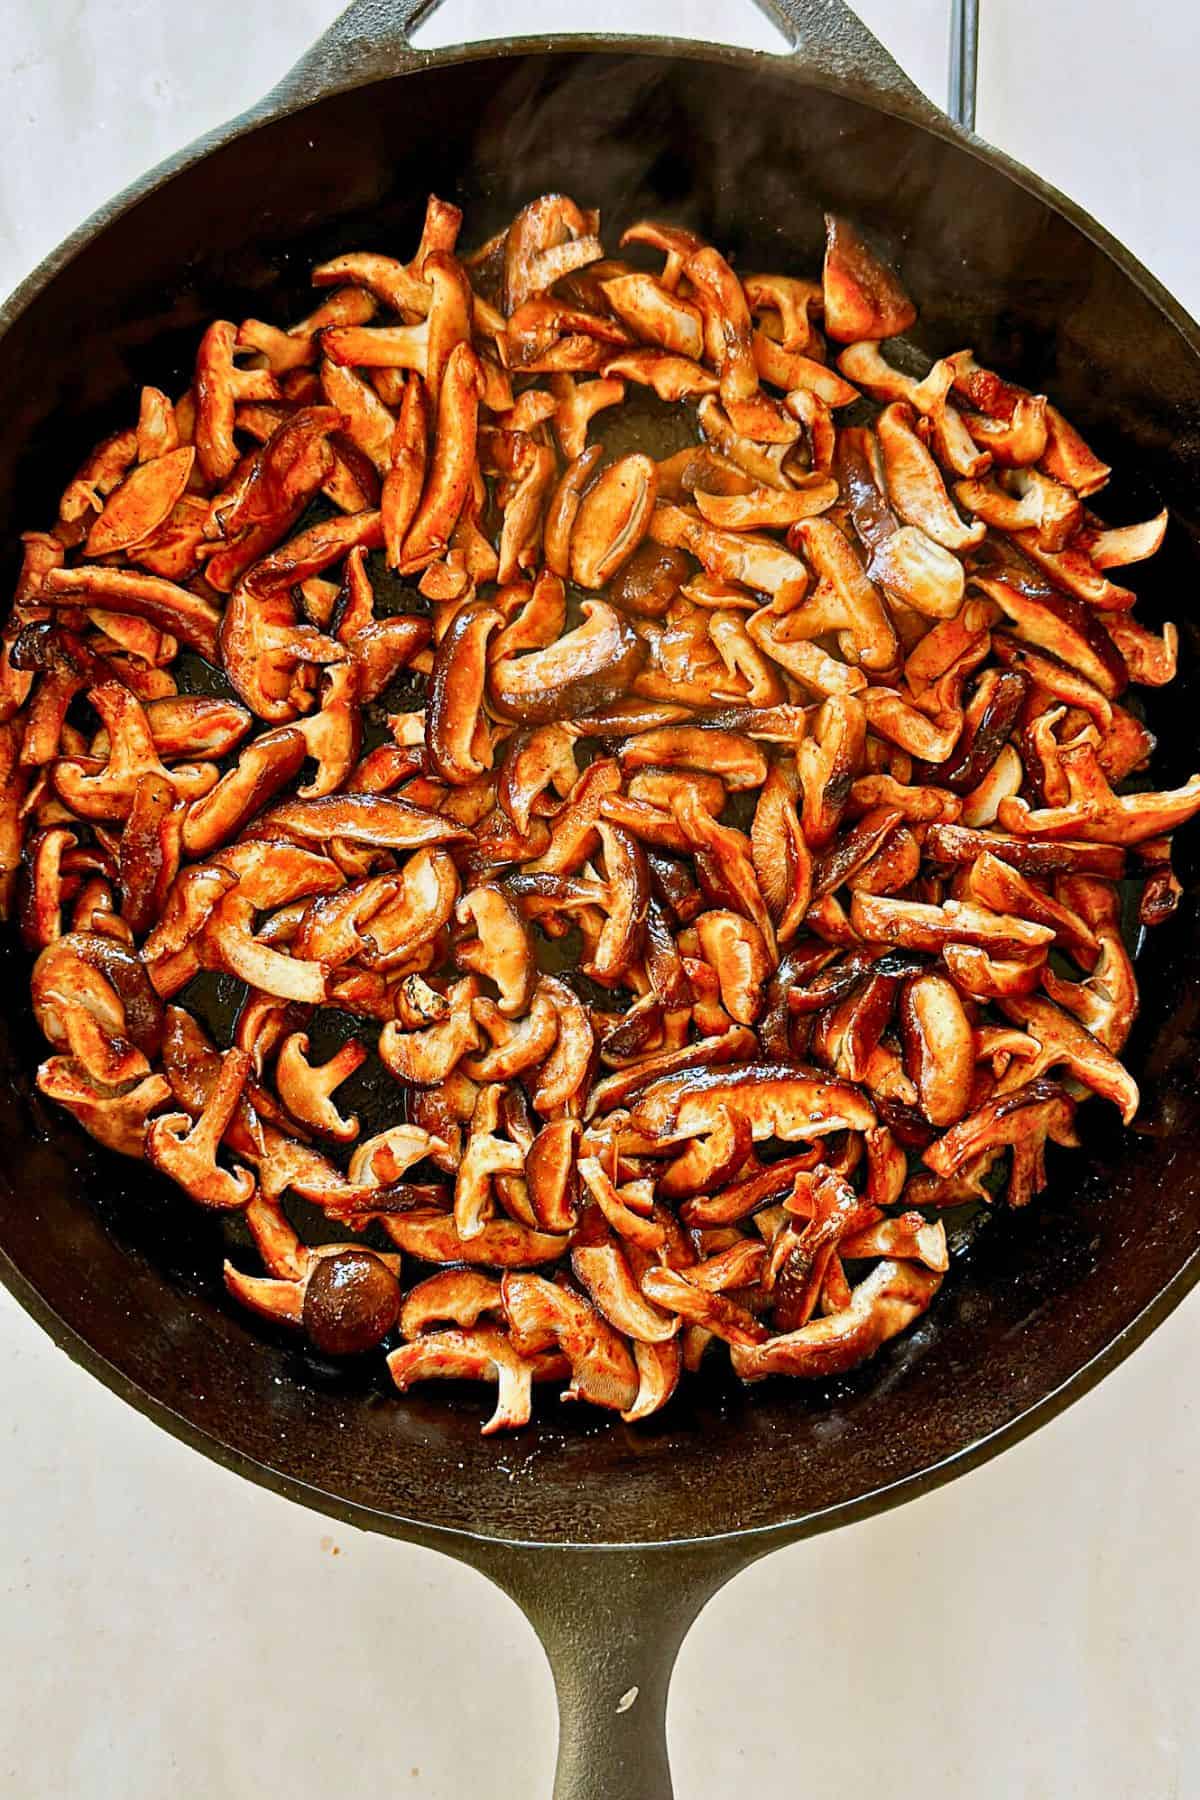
994, 993, 1139, 1122
388, 1327, 566, 1435
572, 1205, 679, 1342
899, 971, 974, 1126
501, 1273, 638, 1411
32, 931, 163, 1086
732, 1258, 942, 1380
146, 1047, 257, 1208
36, 1060, 172, 1158
822, 215, 916, 343
630, 1062, 875, 1149
275, 1033, 366, 1142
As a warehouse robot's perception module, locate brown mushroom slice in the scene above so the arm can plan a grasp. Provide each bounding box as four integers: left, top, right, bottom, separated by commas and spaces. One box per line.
576, 1157, 665, 1253
496, 725, 578, 838
117, 772, 183, 938
875, 403, 985, 551
275, 1033, 366, 1142
400, 340, 483, 571
795, 693, 868, 849
1039, 404, 1111, 496
649, 502, 809, 606
425, 601, 502, 783
259, 793, 470, 851
355, 847, 459, 971
525, 1117, 580, 1233
973, 577, 1127, 700
600, 272, 704, 357
463, 991, 560, 1082
620, 1339, 683, 1423
586, 1026, 757, 1118
999, 739, 1200, 846
379, 1208, 568, 1267
543, 445, 604, 577
54, 427, 139, 543
456, 882, 535, 1016
180, 727, 307, 857
18, 825, 76, 951
502, 194, 603, 313
679, 1152, 823, 1228
822, 215, 916, 342
923, 1076, 1078, 1180
851, 891, 1055, 957
51, 683, 218, 823
658, 1106, 754, 1200
899, 970, 974, 1126
752, 766, 816, 950
569, 453, 659, 589
941, 943, 1044, 1002
146, 1048, 257, 1209
617, 727, 767, 793
529, 975, 597, 1115
572, 1206, 679, 1343
694, 911, 771, 1026
84, 447, 196, 558
1042, 927, 1137, 1054
923, 822, 1125, 880
490, 600, 645, 725
399, 1270, 504, 1339
452, 1083, 526, 1240
602, 348, 719, 402
630, 1061, 875, 1148
378, 976, 480, 1086
732, 1258, 942, 1381
638, 1267, 768, 1347
1074, 507, 1168, 570
42, 566, 220, 663
32, 931, 163, 1085
36, 1059, 171, 1158
995, 993, 1139, 1123
200, 885, 330, 1006
501, 1272, 638, 1412
965, 851, 1099, 968
388, 1326, 562, 1434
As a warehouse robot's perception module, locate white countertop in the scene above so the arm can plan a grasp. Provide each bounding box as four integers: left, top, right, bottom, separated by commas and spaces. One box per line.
2, 3, 1197, 1794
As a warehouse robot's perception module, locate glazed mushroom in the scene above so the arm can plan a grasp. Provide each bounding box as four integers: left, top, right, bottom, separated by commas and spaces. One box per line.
146, 1047, 257, 1208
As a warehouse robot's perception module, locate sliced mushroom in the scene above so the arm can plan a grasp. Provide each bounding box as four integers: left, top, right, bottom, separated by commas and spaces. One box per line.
899, 970, 974, 1126
732, 1258, 941, 1379
490, 600, 645, 724
501, 1272, 638, 1411
145, 1047, 256, 1208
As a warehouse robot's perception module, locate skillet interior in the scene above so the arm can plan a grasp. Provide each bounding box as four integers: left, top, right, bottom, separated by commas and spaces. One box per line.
1, 44, 1199, 1548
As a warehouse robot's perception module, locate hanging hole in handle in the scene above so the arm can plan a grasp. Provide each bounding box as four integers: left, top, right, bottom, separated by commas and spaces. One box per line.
408, 0, 791, 52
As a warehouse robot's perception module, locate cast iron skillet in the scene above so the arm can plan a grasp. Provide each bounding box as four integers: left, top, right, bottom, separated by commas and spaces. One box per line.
2, 1, 1200, 1793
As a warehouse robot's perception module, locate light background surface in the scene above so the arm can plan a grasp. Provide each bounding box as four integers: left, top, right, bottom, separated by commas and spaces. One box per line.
1, 3, 1197, 1795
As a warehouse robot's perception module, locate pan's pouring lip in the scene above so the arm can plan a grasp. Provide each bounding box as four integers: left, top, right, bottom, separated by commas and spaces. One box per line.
1, 30, 1199, 1557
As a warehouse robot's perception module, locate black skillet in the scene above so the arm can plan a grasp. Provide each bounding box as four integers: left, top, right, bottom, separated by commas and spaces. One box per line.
2, 2, 1200, 1794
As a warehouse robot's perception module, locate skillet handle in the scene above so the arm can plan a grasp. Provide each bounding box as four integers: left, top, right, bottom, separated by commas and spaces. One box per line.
267, 0, 438, 104
470, 1541, 748, 1800
274, 0, 956, 133
751, 0, 951, 125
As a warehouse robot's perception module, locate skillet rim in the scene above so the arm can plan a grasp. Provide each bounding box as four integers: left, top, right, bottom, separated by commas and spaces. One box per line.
1, 32, 1198, 1555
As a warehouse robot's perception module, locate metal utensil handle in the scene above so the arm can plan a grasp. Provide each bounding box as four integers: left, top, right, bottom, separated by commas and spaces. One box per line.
948, 0, 980, 129
472, 1542, 747, 1800
274, 0, 954, 129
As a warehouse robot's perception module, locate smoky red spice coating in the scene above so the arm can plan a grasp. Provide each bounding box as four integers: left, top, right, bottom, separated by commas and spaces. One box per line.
7, 192, 1194, 1433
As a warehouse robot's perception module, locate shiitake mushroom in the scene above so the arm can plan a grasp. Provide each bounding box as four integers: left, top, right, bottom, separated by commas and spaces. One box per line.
302, 1249, 401, 1355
